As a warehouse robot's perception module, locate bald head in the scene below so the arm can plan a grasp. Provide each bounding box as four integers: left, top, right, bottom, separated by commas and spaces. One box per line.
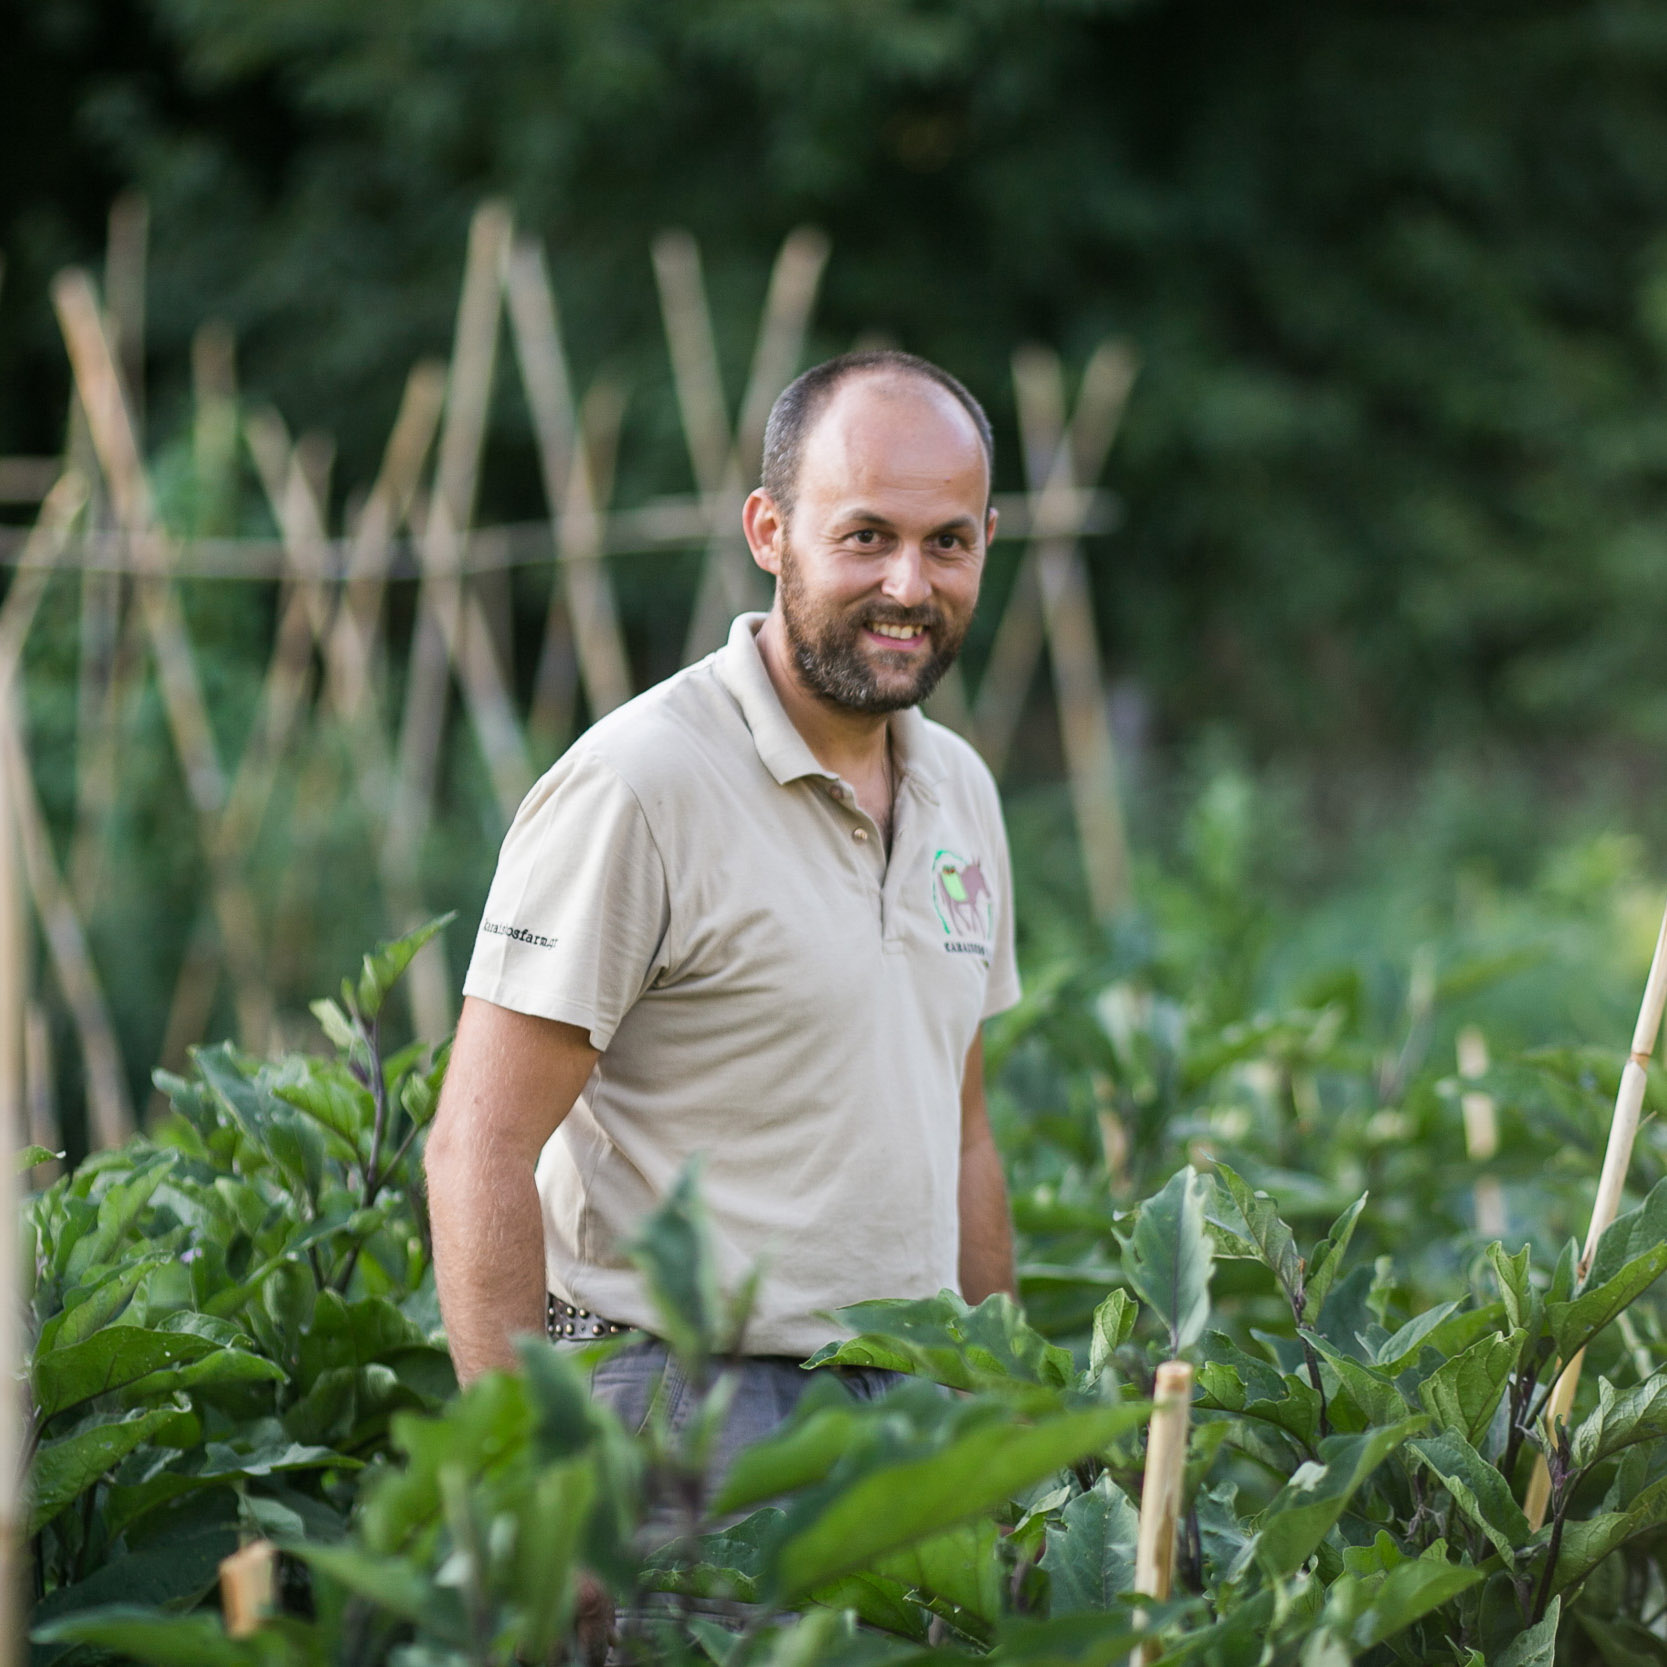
761, 350, 994, 520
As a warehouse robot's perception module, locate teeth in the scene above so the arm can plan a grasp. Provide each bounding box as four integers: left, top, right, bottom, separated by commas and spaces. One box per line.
870, 622, 923, 640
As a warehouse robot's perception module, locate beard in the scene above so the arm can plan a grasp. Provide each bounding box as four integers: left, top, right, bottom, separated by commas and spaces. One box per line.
777, 536, 971, 714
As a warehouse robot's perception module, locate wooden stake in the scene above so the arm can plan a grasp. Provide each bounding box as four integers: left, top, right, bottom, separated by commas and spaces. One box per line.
998, 343, 1138, 919
0, 662, 28, 1667
219, 1539, 277, 1637
52, 268, 277, 1050
1133, 1359, 1193, 1666
503, 238, 633, 734
393, 201, 530, 847
325, 360, 446, 724
655, 227, 829, 662
24, 999, 61, 1184
1526, 897, 1667, 1528
0, 473, 134, 1146
1458, 1026, 1505, 1239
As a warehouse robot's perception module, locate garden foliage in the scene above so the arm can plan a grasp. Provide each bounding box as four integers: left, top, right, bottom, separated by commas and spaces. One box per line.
17, 898, 1667, 1664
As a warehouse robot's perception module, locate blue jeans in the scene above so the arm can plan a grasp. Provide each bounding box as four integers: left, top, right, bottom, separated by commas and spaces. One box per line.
554, 1335, 900, 1485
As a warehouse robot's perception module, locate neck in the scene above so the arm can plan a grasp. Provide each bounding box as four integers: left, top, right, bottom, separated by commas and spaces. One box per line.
754, 609, 893, 781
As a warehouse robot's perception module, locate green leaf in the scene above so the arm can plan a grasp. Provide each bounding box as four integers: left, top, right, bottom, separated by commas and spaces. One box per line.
31, 1611, 258, 1667
274, 1064, 374, 1156
1547, 1243, 1667, 1362
40, 1254, 166, 1352
1545, 1474, 1667, 1597
30, 1520, 239, 1635
1254, 1418, 1425, 1579
1408, 1432, 1530, 1568
1122, 1167, 1214, 1356
811, 1290, 1076, 1397
1493, 1599, 1559, 1667
310, 997, 360, 1053
714, 1392, 871, 1514
1370, 1302, 1460, 1373
1044, 1475, 1140, 1613
1488, 1241, 1534, 1331
16, 1143, 58, 1173
35, 1327, 223, 1422
63, 1152, 175, 1281
1214, 1163, 1303, 1313
354, 913, 455, 1021
769, 1402, 1150, 1601
32, 1408, 191, 1532
1324, 1554, 1482, 1650
807, 1572, 928, 1641
1571, 1373, 1667, 1472
513, 1460, 597, 1659
874, 1519, 1003, 1630
626, 1160, 720, 1363
1415, 1327, 1524, 1448
1088, 1290, 1137, 1379
1302, 1193, 1367, 1325
1304, 1334, 1409, 1429
298, 1541, 462, 1633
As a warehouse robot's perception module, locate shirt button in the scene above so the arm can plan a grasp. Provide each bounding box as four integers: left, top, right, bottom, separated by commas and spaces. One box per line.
828, 785, 846, 801
852, 827, 869, 842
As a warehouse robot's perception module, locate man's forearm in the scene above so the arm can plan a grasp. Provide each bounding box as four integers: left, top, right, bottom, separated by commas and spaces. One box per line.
427, 1135, 548, 1383
958, 1129, 1017, 1302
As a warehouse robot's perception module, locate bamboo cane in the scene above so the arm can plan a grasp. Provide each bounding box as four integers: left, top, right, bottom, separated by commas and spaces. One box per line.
323, 360, 446, 723
972, 340, 1137, 778
0, 672, 28, 1667
0, 473, 135, 1146
503, 238, 633, 731
24, 999, 60, 1184
1003, 343, 1138, 918
1525, 898, 1667, 1529
1458, 1025, 1506, 1239
52, 268, 277, 1049
657, 226, 828, 663
1132, 1359, 1193, 1667
219, 1540, 277, 1636
392, 201, 530, 839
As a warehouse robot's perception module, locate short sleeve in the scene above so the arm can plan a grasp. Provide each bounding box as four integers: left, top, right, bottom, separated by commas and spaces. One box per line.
462, 748, 671, 1050
981, 795, 1022, 1021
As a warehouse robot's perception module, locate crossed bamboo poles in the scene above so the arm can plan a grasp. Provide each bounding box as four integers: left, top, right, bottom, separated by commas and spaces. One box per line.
0, 200, 1136, 1163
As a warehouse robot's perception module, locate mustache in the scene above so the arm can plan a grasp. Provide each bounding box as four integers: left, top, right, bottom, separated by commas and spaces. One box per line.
853, 603, 943, 630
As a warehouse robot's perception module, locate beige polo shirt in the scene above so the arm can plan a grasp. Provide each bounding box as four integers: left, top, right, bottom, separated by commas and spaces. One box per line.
462, 613, 1021, 1356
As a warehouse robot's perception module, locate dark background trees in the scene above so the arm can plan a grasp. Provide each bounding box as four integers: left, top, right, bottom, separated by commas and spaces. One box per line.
10, 0, 1667, 758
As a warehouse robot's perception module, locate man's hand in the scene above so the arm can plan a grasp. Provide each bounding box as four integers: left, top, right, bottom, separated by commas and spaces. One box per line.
425, 997, 600, 1382
958, 1032, 1017, 1303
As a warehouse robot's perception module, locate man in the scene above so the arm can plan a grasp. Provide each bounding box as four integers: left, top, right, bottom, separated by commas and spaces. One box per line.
425, 350, 1020, 1462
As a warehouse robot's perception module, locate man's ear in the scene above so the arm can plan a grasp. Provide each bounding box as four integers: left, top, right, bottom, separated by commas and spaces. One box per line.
984, 504, 999, 550
743, 489, 786, 576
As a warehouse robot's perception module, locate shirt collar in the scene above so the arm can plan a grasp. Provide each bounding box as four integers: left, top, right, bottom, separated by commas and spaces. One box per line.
715, 613, 945, 797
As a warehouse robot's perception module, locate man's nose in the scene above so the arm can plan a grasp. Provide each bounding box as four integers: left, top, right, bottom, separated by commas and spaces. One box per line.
879, 543, 933, 609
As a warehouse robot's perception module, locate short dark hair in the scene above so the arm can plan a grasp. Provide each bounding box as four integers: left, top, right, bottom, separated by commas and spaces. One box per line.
760, 350, 994, 518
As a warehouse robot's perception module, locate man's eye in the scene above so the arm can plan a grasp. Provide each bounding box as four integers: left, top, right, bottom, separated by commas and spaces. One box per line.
851, 529, 879, 545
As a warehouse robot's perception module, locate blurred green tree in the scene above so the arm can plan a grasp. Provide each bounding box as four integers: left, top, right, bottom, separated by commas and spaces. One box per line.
10, 0, 1667, 752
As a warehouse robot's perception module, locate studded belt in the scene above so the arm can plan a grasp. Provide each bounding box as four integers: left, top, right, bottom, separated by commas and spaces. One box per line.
546, 1293, 636, 1340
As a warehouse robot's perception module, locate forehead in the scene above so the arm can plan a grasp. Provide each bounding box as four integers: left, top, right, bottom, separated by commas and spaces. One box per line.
796, 373, 988, 513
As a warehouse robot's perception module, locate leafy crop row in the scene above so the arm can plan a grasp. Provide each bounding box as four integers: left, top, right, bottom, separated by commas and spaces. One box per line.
18, 882, 1667, 1664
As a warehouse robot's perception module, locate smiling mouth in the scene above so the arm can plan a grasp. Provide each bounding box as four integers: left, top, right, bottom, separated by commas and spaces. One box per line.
865, 619, 931, 646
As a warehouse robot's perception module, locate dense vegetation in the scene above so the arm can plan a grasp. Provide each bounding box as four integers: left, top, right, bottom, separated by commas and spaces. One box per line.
20, 806, 1667, 1663
13, 0, 1667, 751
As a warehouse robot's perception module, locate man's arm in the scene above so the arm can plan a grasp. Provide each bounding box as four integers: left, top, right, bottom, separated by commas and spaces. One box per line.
958, 1032, 1016, 1302
426, 996, 601, 1382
